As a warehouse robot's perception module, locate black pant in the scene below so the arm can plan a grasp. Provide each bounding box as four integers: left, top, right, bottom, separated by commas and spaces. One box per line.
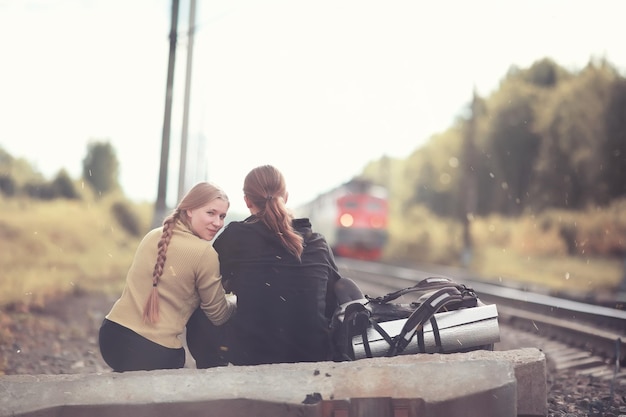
99, 319, 185, 372
185, 308, 239, 368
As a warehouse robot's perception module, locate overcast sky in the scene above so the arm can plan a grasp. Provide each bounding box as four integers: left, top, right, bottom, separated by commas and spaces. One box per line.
1, 0, 624, 214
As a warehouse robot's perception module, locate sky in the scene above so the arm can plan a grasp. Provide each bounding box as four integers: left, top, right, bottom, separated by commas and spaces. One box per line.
1, 0, 625, 214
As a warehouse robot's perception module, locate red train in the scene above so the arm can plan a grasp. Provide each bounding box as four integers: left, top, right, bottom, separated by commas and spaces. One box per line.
296, 179, 389, 261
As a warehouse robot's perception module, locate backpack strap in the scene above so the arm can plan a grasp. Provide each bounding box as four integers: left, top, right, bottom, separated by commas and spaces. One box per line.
331, 300, 372, 361
386, 286, 467, 356
366, 276, 476, 305
359, 319, 397, 359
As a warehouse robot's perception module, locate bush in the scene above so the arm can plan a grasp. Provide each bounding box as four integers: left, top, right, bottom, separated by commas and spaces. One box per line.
0, 175, 16, 196
22, 182, 56, 200
111, 201, 142, 237
51, 170, 80, 200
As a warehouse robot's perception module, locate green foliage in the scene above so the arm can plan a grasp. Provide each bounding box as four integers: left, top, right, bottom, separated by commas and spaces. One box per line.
20, 170, 81, 200
519, 57, 569, 88
359, 57, 626, 293
384, 203, 463, 266
111, 200, 144, 237
0, 146, 45, 190
531, 62, 616, 209
398, 128, 465, 218
524, 58, 559, 87
0, 146, 80, 200
82, 140, 119, 197
483, 82, 542, 215
367, 57, 626, 221
0, 174, 16, 196
504, 57, 573, 89
51, 169, 80, 199
603, 77, 626, 198
22, 181, 57, 200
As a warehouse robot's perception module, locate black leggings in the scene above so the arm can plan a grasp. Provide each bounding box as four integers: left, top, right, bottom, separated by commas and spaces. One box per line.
98, 319, 185, 372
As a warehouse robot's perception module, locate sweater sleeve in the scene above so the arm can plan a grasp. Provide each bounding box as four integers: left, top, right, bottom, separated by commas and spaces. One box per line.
196, 246, 236, 325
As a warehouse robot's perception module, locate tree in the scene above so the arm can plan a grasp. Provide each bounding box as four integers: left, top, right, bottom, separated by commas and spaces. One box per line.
52, 169, 80, 199
603, 77, 626, 199
486, 83, 542, 215
531, 64, 614, 209
82, 140, 119, 197
523, 58, 562, 88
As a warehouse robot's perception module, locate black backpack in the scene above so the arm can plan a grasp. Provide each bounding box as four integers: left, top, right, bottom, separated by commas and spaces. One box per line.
331, 276, 497, 361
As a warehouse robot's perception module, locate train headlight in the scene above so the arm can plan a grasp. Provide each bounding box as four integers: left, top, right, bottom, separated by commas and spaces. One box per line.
339, 213, 354, 227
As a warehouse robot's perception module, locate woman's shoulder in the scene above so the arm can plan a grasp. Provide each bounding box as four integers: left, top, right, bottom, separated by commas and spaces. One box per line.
170, 223, 214, 250
139, 227, 164, 245
214, 217, 270, 249
223, 216, 261, 232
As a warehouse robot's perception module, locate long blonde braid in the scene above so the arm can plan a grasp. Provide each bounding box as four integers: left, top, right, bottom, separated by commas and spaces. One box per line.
142, 210, 179, 323
141, 182, 229, 324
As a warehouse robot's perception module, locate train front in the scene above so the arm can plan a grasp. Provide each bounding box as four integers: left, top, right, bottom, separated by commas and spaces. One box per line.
332, 185, 388, 261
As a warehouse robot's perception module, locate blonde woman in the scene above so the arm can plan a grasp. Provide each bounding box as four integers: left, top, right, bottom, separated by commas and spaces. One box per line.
99, 182, 236, 372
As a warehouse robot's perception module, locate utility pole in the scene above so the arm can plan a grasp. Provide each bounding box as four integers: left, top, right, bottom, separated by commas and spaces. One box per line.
153, 0, 180, 228
177, 0, 197, 202
461, 89, 479, 267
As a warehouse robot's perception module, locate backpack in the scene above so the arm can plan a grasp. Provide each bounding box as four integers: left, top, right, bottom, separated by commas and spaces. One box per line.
331, 276, 499, 361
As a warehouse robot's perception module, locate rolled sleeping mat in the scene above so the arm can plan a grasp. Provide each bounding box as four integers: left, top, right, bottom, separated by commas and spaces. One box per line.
351, 303, 500, 359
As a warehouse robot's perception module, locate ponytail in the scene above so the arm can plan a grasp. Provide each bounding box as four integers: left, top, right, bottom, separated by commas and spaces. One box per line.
244, 165, 304, 260
264, 196, 303, 260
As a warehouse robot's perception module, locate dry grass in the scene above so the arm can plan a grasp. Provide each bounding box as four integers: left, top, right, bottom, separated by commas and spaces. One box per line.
469, 245, 623, 293
469, 208, 625, 293
0, 196, 150, 309
385, 200, 626, 295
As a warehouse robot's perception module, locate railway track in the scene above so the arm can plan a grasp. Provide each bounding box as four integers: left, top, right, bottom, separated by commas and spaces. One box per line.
336, 258, 626, 398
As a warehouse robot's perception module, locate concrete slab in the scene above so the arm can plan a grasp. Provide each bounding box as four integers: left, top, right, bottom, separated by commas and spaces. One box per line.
0, 349, 544, 417
396, 347, 547, 417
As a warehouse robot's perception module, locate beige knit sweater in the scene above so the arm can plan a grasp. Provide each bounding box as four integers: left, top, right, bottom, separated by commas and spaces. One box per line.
106, 220, 235, 348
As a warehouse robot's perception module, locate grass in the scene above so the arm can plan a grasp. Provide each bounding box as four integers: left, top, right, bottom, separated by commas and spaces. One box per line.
470, 245, 624, 294
468, 209, 625, 294
0, 196, 149, 309
384, 201, 626, 296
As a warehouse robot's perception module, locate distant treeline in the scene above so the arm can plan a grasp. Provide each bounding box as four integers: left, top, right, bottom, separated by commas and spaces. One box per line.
0, 141, 119, 200
0, 141, 144, 237
363, 57, 626, 219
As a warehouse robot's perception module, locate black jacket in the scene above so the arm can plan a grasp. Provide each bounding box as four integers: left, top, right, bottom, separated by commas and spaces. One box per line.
213, 216, 341, 365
